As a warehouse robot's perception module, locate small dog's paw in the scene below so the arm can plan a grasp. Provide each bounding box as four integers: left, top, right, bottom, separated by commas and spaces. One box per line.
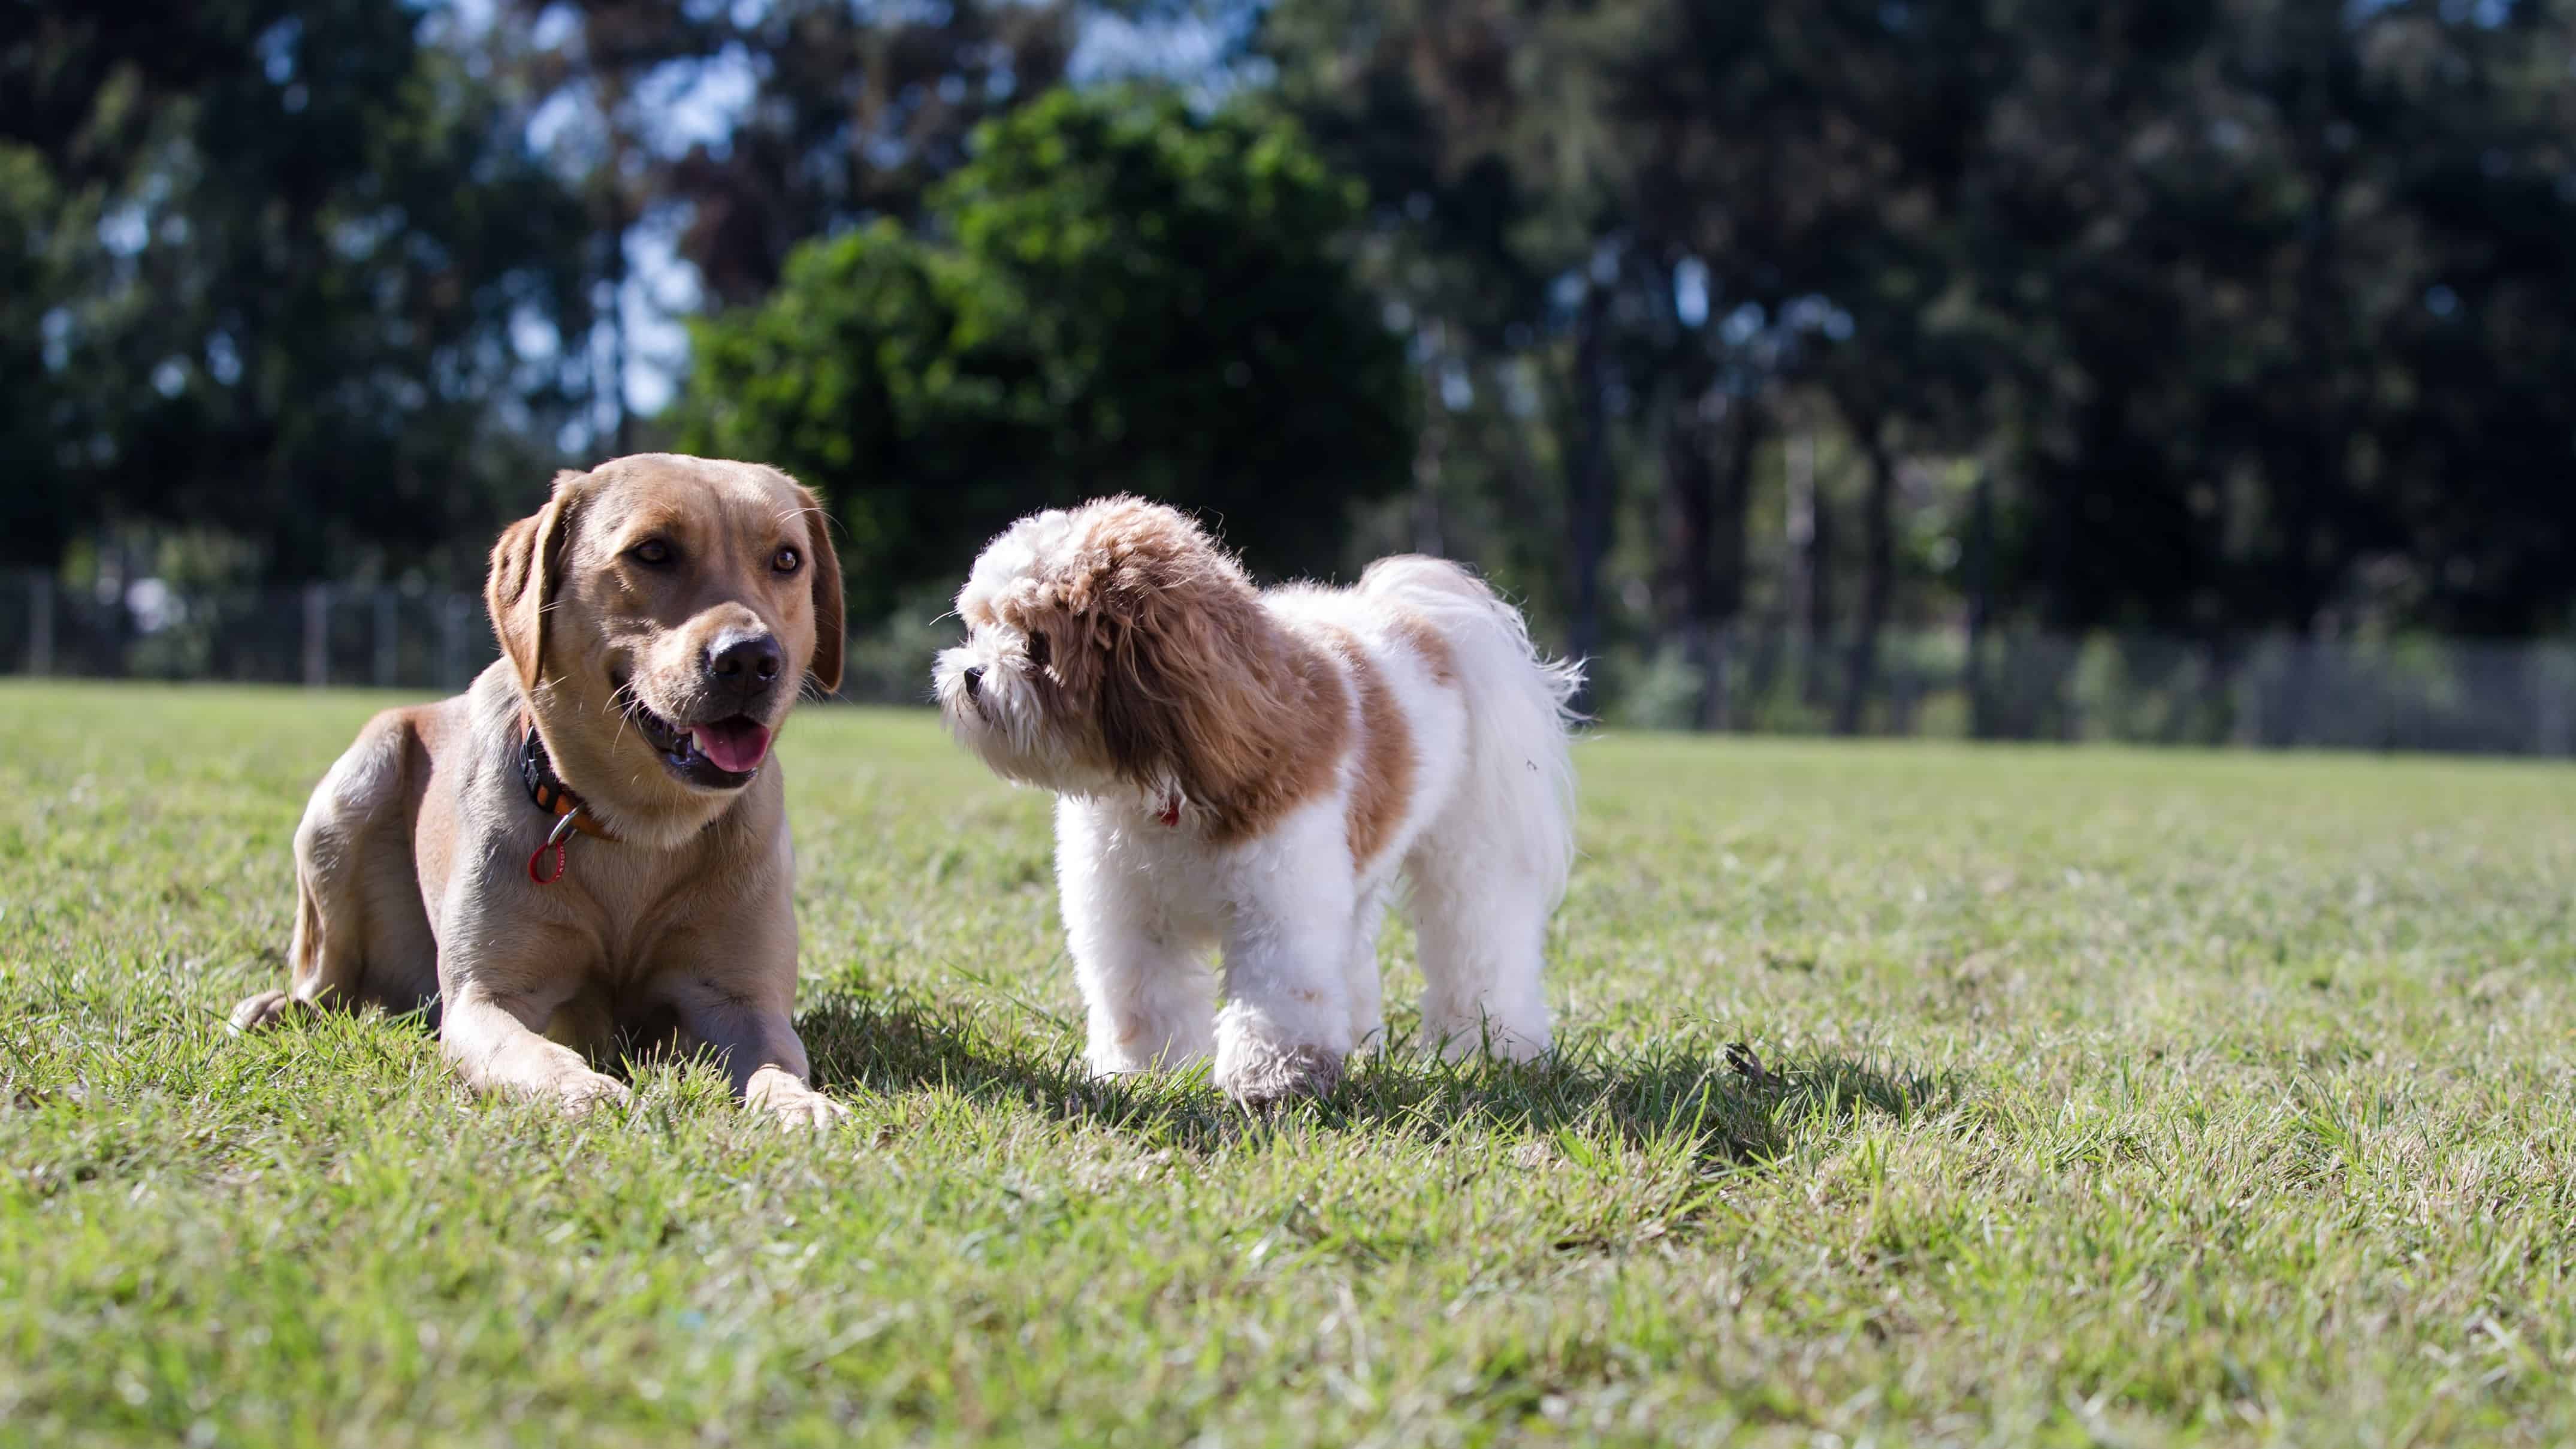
1083, 1049, 1206, 1082
1215, 1042, 1345, 1109
227, 990, 306, 1035
1085, 1021, 1216, 1081
745, 1067, 847, 1131
1083, 1055, 1142, 1083
767, 1092, 850, 1131
1425, 1010, 1553, 1065
549, 1068, 633, 1117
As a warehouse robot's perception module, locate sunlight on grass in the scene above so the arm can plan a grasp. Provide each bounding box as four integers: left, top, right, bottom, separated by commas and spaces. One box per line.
3, 682, 2574, 1445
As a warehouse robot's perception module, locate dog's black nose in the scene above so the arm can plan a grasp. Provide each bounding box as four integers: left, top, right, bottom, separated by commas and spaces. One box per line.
710, 633, 784, 684
962, 666, 985, 699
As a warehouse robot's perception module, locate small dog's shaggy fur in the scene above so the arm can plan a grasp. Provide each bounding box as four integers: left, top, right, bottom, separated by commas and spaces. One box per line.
934, 498, 1582, 1104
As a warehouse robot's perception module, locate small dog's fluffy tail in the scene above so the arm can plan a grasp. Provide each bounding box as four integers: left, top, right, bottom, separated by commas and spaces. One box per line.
1360, 556, 1583, 904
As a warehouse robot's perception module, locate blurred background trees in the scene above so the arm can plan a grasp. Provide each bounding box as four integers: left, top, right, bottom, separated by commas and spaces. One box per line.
7, 0, 2576, 733
4, 0, 595, 583
677, 86, 1414, 618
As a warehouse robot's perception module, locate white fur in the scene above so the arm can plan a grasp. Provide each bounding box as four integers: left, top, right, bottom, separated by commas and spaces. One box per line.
936, 535, 1582, 1100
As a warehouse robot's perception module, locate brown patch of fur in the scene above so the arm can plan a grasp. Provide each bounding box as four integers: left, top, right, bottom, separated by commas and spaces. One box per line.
1024, 498, 1350, 844
792, 481, 845, 693
483, 470, 588, 692
988, 593, 1122, 778
1316, 626, 1415, 867
1390, 612, 1458, 685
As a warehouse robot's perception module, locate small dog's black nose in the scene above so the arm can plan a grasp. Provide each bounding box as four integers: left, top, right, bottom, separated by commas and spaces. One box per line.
710, 633, 784, 685
962, 666, 985, 699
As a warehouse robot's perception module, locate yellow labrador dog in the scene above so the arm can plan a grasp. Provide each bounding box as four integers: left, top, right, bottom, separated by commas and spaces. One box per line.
229, 454, 847, 1127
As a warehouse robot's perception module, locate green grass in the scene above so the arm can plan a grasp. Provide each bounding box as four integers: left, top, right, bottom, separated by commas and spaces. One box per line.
4, 681, 2575, 1446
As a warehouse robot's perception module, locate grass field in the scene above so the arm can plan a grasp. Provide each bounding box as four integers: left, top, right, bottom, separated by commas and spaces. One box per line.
4, 681, 2576, 1446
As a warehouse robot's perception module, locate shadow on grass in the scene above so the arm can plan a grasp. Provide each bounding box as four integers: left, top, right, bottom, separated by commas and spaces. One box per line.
798, 987, 1956, 1168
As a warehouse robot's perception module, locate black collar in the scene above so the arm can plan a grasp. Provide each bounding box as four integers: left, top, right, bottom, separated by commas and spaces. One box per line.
518, 719, 615, 841
517, 717, 616, 886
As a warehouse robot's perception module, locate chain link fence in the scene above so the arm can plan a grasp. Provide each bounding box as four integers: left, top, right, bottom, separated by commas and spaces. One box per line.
1602, 623, 2576, 754
0, 569, 940, 704
2, 569, 496, 692
7, 568, 2574, 754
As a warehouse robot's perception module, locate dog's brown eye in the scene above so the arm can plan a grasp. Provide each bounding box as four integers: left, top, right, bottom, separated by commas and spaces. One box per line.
1026, 631, 1050, 668
772, 545, 801, 574
632, 539, 672, 567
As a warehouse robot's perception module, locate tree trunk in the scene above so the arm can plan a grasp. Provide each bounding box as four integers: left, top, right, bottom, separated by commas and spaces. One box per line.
1964, 463, 1996, 738
2033, 449, 2085, 741
1412, 360, 1448, 557
1657, 381, 1717, 727
1707, 393, 1762, 729
1657, 380, 1760, 730
1786, 426, 1832, 706
1836, 425, 1897, 736
1563, 279, 1614, 711
603, 179, 632, 457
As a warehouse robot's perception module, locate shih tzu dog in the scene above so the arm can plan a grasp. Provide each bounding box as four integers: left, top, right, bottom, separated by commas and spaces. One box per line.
934, 497, 1581, 1106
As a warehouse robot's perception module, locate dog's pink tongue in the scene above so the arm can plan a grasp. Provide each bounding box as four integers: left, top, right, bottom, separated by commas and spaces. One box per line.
693, 719, 772, 774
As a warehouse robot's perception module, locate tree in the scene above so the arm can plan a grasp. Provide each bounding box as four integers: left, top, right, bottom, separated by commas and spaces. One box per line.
1956, 1, 2576, 651
678, 87, 1415, 620
493, 0, 1073, 460
0, 143, 82, 566
663, 0, 1074, 309
1264, 0, 2003, 724
1267, 0, 2576, 732
1258, 0, 1663, 705
1, 0, 595, 580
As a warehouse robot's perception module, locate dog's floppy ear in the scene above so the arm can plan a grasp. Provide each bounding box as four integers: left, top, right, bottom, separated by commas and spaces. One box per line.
485, 469, 588, 693
795, 482, 844, 695
1083, 500, 1285, 810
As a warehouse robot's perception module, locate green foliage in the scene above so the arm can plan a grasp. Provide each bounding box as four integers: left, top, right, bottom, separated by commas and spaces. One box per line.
680, 87, 1415, 618
623, 0, 1073, 309
2, 0, 594, 579
0, 143, 81, 560
1262, 0, 2576, 695
10, 682, 2576, 1442
19, 0, 2576, 715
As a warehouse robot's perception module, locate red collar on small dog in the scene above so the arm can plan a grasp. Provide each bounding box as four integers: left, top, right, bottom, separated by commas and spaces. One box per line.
518, 715, 615, 883
1156, 790, 1182, 828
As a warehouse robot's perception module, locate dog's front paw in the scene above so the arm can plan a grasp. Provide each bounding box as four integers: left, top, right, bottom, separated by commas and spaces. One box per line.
1213, 1039, 1345, 1108
769, 1094, 850, 1131
227, 989, 307, 1035
1083, 1054, 1144, 1084
1213, 999, 1349, 1107
1084, 1044, 1210, 1082
546, 1067, 633, 1117
744, 1065, 848, 1131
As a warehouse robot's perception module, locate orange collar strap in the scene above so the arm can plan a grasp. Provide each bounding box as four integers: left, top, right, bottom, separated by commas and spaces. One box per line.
518, 715, 616, 882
